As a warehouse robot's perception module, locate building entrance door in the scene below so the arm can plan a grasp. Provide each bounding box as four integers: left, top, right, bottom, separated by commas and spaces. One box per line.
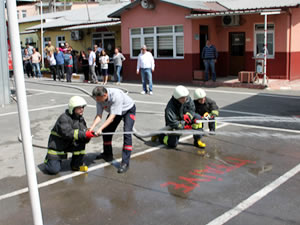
199, 25, 208, 70
229, 32, 245, 75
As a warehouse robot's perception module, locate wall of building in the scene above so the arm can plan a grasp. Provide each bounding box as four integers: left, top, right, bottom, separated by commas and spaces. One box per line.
191, 13, 289, 79
19, 21, 40, 48
121, 0, 194, 83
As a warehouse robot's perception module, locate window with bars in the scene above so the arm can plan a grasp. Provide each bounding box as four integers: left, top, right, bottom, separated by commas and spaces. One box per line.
130, 25, 184, 58
56, 36, 65, 48
254, 24, 274, 58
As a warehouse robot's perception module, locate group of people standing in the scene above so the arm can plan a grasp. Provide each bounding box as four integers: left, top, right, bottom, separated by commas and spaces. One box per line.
45, 41, 77, 82
79, 44, 126, 85
23, 43, 42, 78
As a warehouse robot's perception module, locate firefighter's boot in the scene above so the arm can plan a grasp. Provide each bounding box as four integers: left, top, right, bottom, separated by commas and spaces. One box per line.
194, 139, 206, 148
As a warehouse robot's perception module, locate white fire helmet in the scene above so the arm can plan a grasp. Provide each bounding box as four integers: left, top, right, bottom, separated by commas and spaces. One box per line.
194, 88, 206, 100
68, 96, 87, 114
173, 85, 189, 99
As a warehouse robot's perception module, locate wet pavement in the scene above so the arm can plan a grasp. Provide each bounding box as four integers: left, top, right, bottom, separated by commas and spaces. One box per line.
0, 79, 300, 225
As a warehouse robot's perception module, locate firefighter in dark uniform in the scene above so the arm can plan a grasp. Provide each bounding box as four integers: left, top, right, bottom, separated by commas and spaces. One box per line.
44, 96, 95, 175
157, 85, 206, 149
193, 88, 219, 133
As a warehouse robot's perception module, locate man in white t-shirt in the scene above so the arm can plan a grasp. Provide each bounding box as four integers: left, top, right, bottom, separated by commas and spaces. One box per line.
89, 86, 136, 173
136, 45, 155, 95
88, 47, 97, 83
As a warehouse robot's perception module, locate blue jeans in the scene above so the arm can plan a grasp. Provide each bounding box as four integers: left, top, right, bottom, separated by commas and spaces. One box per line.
115, 65, 122, 82
140, 68, 153, 92
32, 63, 41, 78
204, 59, 216, 81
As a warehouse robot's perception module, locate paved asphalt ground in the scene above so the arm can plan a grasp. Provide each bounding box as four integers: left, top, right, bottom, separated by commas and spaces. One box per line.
0, 79, 300, 225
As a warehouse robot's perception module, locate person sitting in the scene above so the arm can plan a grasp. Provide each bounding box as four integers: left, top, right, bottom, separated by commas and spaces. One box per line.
156, 85, 206, 151
44, 96, 95, 175
193, 88, 219, 133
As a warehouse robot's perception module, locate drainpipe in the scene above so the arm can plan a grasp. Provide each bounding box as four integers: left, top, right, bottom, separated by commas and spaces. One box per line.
40, 0, 44, 68
288, 9, 292, 81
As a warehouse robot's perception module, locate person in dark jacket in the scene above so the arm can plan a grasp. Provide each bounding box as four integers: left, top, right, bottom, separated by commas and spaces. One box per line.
156, 85, 206, 150
44, 96, 95, 175
79, 50, 89, 82
202, 40, 218, 82
193, 88, 219, 133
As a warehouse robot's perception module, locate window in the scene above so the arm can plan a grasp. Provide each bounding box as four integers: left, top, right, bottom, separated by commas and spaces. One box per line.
130, 25, 184, 59
43, 37, 51, 49
254, 24, 274, 58
56, 36, 65, 48
22, 10, 27, 18
17, 10, 19, 19
26, 37, 33, 45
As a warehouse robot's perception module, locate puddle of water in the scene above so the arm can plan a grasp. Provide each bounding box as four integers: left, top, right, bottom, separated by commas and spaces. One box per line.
249, 163, 273, 176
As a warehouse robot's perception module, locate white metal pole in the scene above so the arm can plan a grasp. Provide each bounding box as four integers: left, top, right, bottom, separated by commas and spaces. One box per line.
263, 14, 267, 86
6, 1, 44, 225
41, 0, 44, 68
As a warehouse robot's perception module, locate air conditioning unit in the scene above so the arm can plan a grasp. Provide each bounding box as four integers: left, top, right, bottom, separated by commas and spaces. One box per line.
222, 15, 240, 26
71, 30, 83, 41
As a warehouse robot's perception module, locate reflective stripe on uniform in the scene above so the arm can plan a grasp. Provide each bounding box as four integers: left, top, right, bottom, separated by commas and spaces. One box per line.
192, 122, 202, 129
51, 131, 61, 137
74, 129, 79, 140
104, 141, 112, 146
123, 145, 132, 151
47, 149, 67, 156
163, 136, 169, 145
73, 150, 86, 155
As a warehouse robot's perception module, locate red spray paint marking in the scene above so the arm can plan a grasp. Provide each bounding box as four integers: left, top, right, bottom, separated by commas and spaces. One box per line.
161, 157, 256, 194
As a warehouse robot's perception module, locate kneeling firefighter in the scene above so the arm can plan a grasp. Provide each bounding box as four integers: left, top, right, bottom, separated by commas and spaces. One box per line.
193, 88, 219, 133
157, 85, 206, 149
44, 96, 95, 175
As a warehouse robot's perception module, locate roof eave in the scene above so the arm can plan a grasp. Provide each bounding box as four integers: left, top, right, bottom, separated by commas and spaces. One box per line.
108, 1, 140, 18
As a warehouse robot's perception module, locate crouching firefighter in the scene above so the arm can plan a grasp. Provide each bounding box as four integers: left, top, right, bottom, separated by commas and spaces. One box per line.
90, 86, 136, 174
193, 88, 219, 134
44, 96, 95, 175
156, 85, 206, 150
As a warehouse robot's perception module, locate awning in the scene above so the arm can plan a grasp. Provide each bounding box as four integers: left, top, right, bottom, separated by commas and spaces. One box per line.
62, 21, 121, 31
20, 30, 38, 35
186, 9, 282, 19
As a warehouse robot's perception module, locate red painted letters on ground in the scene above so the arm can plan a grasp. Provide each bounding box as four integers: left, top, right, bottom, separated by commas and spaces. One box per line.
161, 157, 256, 193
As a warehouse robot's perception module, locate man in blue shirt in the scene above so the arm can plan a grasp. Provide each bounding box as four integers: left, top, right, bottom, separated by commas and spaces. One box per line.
202, 40, 218, 82
54, 47, 65, 81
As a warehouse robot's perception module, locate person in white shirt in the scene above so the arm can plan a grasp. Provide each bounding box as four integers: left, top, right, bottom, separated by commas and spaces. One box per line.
100, 50, 110, 85
47, 52, 57, 81
88, 47, 98, 84
136, 45, 155, 95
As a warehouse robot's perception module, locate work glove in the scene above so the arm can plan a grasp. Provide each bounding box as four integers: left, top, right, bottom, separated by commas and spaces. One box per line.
183, 112, 193, 124
184, 125, 192, 130
203, 112, 210, 120
85, 130, 95, 139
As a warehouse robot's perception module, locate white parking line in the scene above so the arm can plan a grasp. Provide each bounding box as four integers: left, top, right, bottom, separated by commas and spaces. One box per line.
0, 104, 67, 117
206, 162, 300, 225
0, 123, 228, 201
228, 122, 300, 134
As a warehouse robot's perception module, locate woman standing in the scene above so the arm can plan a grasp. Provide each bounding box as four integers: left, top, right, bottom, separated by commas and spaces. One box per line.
113, 48, 125, 85
99, 50, 109, 85
79, 51, 89, 82
47, 52, 57, 81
